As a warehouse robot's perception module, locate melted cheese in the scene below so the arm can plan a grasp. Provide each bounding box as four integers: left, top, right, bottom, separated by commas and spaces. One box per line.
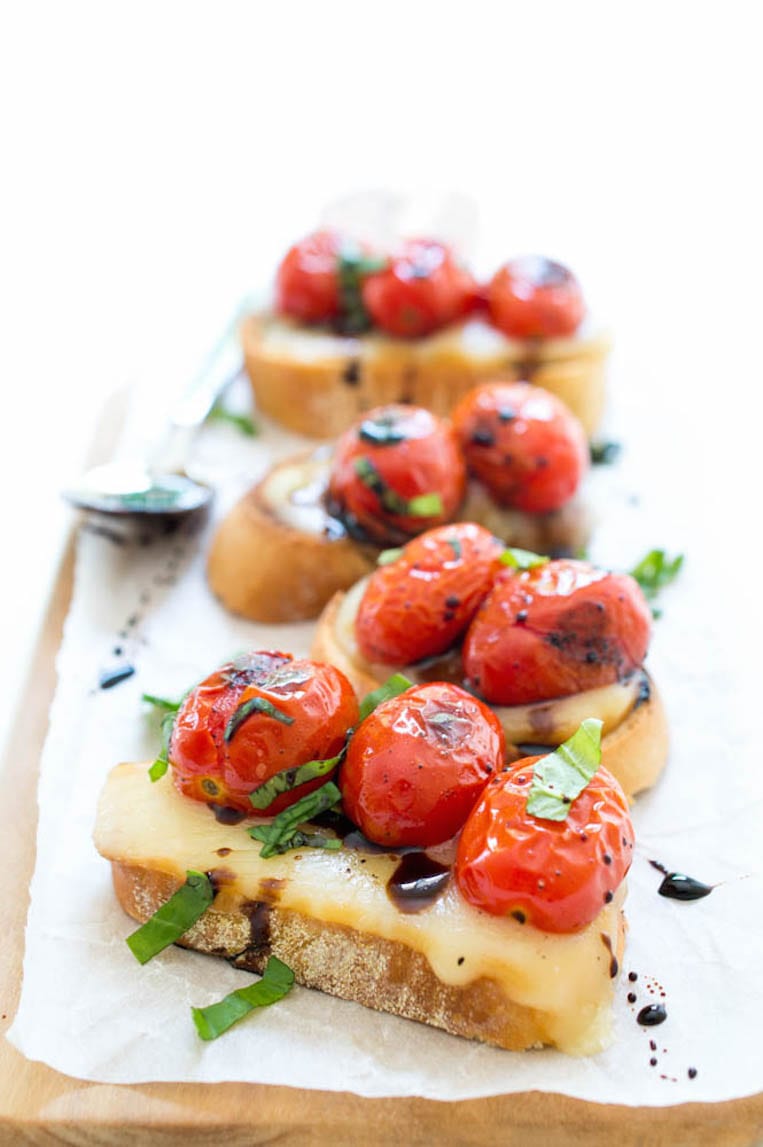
260, 450, 334, 535
95, 763, 624, 1054
335, 576, 643, 745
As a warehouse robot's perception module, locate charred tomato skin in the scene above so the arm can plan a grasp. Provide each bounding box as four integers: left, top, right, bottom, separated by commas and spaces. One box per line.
169, 651, 359, 815
354, 522, 504, 667
327, 404, 466, 545
362, 238, 477, 338
341, 682, 506, 847
451, 381, 589, 513
488, 255, 585, 340
275, 230, 344, 324
455, 757, 634, 932
463, 560, 652, 705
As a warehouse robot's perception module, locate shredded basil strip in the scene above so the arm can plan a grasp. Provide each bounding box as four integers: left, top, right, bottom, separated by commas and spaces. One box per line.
359, 415, 407, 446
249, 748, 347, 811
589, 439, 622, 465
446, 536, 462, 560
353, 457, 443, 518
191, 955, 295, 1040
141, 692, 182, 713
225, 696, 295, 742
526, 718, 603, 822
148, 709, 176, 783
629, 549, 684, 603
207, 401, 258, 437
126, 871, 214, 964
377, 547, 404, 566
499, 547, 549, 570
249, 782, 343, 858
337, 248, 386, 334
358, 672, 413, 721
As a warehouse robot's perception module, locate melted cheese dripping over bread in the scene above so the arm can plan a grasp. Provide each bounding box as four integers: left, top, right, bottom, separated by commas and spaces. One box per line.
95, 763, 625, 1054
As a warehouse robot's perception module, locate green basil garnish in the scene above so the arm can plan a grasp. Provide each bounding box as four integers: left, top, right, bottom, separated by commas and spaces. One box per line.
353, 457, 443, 518
407, 492, 445, 517
359, 415, 407, 446
589, 439, 622, 465
446, 536, 462, 560
358, 672, 413, 722
207, 401, 258, 437
336, 247, 386, 334
249, 782, 343, 858
191, 955, 295, 1040
377, 547, 404, 566
141, 692, 182, 713
225, 696, 294, 742
526, 718, 603, 822
126, 871, 214, 964
147, 709, 176, 783
499, 547, 550, 571
249, 749, 347, 810
629, 549, 684, 611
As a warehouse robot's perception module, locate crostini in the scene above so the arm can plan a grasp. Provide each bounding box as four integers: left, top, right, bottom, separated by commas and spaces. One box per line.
243, 232, 611, 438
207, 382, 591, 623
95, 651, 633, 1054
311, 524, 669, 799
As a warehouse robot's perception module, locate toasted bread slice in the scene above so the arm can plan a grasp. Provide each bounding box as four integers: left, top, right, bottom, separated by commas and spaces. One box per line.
242, 313, 611, 439
96, 762, 626, 1054
311, 579, 669, 800
207, 452, 591, 624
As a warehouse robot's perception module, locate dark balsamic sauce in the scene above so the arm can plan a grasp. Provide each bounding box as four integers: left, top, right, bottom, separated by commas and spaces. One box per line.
649, 860, 713, 901
599, 932, 619, 979
386, 853, 451, 913
208, 804, 247, 825
637, 1003, 667, 1027
99, 664, 136, 689
242, 900, 271, 951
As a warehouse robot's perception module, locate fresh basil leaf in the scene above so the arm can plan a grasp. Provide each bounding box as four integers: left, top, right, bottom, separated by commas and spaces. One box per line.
526, 718, 603, 822
141, 692, 182, 713
358, 672, 413, 721
353, 457, 441, 518
249, 782, 343, 858
148, 756, 169, 782
225, 696, 294, 742
248, 826, 342, 856
249, 748, 346, 811
191, 955, 295, 1040
629, 549, 684, 603
147, 709, 176, 784
359, 415, 407, 446
126, 871, 214, 964
336, 247, 386, 334
208, 401, 258, 437
589, 439, 622, 465
377, 547, 404, 566
500, 547, 550, 571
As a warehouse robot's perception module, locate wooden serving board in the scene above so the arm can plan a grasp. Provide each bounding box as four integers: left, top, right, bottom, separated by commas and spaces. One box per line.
1, 410, 761, 1146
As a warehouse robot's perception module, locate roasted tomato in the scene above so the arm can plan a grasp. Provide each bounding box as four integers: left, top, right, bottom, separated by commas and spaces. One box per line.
488, 255, 585, 340
451, 381, 588, 513
362, 238, 477, 338
169, 651, 358, 815
275, 230, 343, 324
327, 404, 466, 545
463, 560, 652, 705
341, 682, 505, 847
455, 757, 634, 932
355, 522, 504, 666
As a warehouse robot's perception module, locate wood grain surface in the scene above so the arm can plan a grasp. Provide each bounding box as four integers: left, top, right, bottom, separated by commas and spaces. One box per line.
1, 404, 761, 1145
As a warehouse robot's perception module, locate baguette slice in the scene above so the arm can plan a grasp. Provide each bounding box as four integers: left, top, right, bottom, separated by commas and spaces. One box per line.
311, 579, 669, 799
243, 313, 611, 439
207, 451, 591, 624
96, 762, 626, 1054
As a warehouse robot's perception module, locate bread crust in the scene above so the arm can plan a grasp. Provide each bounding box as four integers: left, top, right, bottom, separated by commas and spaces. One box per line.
207, 457, 376, 623
311, 589, 668, 799
111, 859, 624, 1052
242, 313, 610, 439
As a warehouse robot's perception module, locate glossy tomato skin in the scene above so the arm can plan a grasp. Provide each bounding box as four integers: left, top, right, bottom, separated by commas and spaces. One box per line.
169, 651, 359, 815
275, 230, 343, 324
488, 256, 585, 340
463, 560, 652, 705
362, 238, 477, 338
327, 404, 466, 545
341, 682, 506, 847
355, 522, 504, 666
455, 757, 634, 932
451, 381, 588, 513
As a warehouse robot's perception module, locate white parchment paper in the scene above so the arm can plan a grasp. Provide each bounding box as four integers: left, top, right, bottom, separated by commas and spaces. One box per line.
7, 368, 763, 1106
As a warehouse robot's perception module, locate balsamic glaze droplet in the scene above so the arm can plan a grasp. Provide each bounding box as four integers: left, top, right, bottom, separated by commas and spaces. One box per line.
658, 872, 713, 901
637, 1003, 667, 1027
208, 804, 247, 825
99, 664, 136, 689
386, 853, 450, 913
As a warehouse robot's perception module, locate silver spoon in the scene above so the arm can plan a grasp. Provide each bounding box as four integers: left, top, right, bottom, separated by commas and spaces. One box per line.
62, 305, 247, 517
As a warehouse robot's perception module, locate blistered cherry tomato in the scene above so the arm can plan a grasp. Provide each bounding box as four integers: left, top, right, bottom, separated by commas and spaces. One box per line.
463, 560, 652, 705
170, 651, 358, 815
488, 256, 585, 339
451, 381, 588, 513
327, 404, 466, 546
275, 230, 343, 324
341, 682, 505, 847
355, 523, 504, 666
362, 238, 477, 338
455, 757, 634, 932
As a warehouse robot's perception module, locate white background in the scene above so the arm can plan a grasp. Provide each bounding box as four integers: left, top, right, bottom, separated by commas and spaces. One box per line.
0, 0, 760, 757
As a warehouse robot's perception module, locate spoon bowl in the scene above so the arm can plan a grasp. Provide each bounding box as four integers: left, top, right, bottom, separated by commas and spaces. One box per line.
62, 461, 213, 517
